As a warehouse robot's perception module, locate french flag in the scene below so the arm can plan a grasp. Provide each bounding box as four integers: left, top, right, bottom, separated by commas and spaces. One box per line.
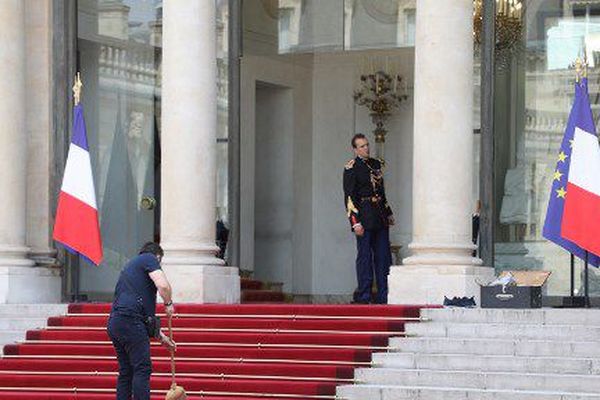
53, 104, 103, 265
561, 78, 600, 258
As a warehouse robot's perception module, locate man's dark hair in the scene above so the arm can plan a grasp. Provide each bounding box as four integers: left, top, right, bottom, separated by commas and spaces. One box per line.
351, 133, 367, 148
138, 242, 164, 257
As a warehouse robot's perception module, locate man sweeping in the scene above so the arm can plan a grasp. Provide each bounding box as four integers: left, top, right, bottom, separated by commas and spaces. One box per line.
107, 242, 178, 400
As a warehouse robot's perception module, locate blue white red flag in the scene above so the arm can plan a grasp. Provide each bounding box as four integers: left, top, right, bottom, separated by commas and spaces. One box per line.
561, 78, 600, 257
53, 104, 103, 265
542, 78, 600, 266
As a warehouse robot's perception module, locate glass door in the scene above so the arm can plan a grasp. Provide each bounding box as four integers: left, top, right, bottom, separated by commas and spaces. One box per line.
76, 0, 162, 300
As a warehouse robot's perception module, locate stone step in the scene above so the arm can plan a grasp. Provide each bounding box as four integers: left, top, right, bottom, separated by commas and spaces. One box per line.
372, 352, 600, 375
340, 309, 600, 399
421, 308, 600, 326
355, 368, 600, 394
0, 304, 67, 317
337, 384, 600, 400
0, 304, 67, 355
388, 337, 600, 358
0, 318, 48, 330
405, 322, 600, 341
241, 289, 286, 303
0, 331, 29, 349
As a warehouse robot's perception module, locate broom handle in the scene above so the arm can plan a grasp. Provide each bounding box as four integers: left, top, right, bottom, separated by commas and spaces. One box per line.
168, 314, 175, 387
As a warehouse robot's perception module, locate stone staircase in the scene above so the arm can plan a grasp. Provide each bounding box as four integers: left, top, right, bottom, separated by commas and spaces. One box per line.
338, 308, 600, 399
241, 278, 287, 303
0, 304, 67, 354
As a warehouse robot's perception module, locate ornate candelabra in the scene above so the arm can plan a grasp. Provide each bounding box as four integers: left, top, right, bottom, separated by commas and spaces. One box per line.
473, 0, 524, 69
353, 70, 408, 160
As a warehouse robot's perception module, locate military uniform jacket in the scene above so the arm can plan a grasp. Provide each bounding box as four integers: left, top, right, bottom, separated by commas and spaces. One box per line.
343, 157, 393, 231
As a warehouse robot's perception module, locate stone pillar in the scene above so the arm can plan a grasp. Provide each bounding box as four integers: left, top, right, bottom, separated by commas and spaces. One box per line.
26, 0, 57, 266
0, 1, 60, 303
388, 0, 494, 305
161, 1, 239, 303
0, 1, 30, 269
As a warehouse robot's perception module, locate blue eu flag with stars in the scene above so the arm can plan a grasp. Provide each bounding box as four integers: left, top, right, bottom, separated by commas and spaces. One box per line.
542, 78, 600, 267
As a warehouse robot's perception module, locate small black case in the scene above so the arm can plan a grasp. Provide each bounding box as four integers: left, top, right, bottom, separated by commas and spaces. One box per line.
481, 285, 542, 309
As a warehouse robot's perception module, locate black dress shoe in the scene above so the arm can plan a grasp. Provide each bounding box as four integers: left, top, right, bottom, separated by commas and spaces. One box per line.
443, 296, 465, 307
443, 296, 460, 307
458, 296, 476, 308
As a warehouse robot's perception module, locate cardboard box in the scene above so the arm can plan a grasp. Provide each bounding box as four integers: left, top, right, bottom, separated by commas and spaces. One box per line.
481, 270, 551, 309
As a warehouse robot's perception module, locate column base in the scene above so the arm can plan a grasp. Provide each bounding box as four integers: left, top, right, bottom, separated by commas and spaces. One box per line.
0, 245, 35, 267
29, 248, 57, 266
161, 264, 240, 303
0, 266, 62, 303
388, 264, 495, 306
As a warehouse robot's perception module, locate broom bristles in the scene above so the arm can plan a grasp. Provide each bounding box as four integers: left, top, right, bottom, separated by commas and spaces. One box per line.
165, 384, 186, 400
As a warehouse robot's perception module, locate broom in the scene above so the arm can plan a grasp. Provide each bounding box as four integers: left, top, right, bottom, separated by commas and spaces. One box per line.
165, 313, 186, 400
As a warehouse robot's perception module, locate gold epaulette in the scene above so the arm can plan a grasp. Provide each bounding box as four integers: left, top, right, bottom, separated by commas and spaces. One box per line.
345, 159, 355, 170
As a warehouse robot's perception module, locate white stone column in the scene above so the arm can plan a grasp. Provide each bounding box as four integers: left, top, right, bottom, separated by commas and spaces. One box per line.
26, 0, 57, 266
161, 1, 239, 303
0, 0, 30, 269
388, 0, 494, 305
0, 1, 60, 303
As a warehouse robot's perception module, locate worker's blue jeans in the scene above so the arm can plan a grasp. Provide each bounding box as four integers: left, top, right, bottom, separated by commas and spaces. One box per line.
107, 313, 152, 400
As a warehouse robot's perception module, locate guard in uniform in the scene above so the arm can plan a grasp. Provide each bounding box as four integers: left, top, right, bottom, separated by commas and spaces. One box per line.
343, 133, 394, 304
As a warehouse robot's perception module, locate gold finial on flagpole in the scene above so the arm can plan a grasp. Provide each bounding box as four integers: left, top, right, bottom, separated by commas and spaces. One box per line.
573, 57, 587, 83
73, 72, 83, 105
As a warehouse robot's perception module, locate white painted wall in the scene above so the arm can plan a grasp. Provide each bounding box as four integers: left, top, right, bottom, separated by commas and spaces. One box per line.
240, 55, 314, 294
254, 84, 294, 289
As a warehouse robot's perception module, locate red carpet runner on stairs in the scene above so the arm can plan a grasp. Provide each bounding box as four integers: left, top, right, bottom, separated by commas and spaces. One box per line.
0, 303, 425, 399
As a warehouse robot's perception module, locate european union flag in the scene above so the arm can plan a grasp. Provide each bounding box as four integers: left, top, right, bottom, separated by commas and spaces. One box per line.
542, 78, 600, 266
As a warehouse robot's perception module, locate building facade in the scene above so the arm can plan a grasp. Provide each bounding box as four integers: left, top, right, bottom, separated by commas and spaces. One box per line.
0, 0, 597, 304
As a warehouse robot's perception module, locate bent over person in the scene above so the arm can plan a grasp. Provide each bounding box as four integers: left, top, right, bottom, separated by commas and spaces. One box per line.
107, 242, 176, 400
343, 134, 394, 304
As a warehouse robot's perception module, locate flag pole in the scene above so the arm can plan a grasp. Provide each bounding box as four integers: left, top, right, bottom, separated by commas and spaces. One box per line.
71, 72, 83, 302
585, 250, 590, 308
581, 57, 591, 309
575, 58, 590, 309
570, 253, 575, 298
574, 59, 590, 309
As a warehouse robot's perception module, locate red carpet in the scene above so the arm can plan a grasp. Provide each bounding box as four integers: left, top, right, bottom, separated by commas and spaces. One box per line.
0, 303, 427, 399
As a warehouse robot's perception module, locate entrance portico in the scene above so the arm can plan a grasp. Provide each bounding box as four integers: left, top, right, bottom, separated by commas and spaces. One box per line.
0, 1, 499, 305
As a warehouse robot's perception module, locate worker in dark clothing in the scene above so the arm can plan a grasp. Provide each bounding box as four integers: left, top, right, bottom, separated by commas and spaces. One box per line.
107, 242, 176, 400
